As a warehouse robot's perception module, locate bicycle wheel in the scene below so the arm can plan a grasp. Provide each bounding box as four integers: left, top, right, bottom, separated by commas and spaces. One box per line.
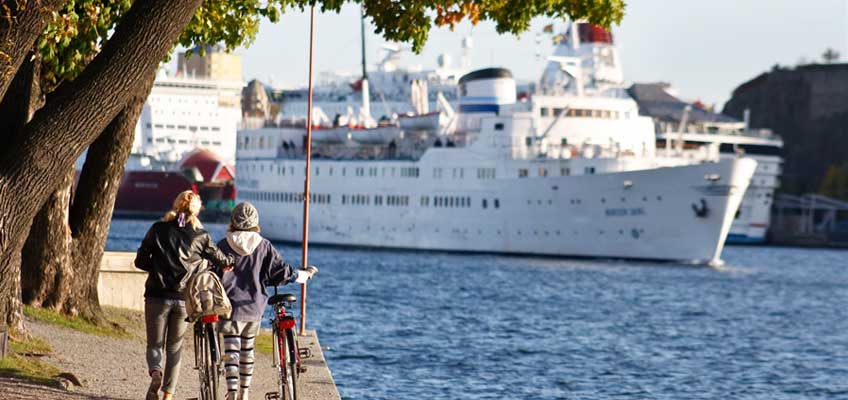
196, 324, 211, 400
283, 329, 299, 400
206, 324, 221, 400
274, 328, 289, 400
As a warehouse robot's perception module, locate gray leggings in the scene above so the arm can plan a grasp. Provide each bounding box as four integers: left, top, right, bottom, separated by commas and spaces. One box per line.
145, 298, 189, 394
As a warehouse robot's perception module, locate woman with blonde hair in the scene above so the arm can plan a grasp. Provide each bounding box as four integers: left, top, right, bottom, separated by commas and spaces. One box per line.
135, 190, 234, 400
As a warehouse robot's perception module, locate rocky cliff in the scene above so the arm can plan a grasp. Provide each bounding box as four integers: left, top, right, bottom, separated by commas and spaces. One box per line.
723, 64, 848, 195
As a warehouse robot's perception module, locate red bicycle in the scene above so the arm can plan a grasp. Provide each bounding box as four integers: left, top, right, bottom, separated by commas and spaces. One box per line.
264, 288, 309, 400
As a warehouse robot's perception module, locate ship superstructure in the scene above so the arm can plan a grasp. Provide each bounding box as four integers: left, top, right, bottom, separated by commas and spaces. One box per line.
235, 23, 758, 264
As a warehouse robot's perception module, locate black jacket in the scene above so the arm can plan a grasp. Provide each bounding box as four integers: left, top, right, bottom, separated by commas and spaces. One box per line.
134, 220, 234, 300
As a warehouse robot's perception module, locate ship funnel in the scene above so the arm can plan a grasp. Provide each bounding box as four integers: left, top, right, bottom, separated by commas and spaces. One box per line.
456, 68, 516, 131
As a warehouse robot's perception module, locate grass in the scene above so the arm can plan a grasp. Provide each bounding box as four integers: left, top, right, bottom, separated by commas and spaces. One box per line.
255, 330, 274, 355
0, 335, 60, 384
23, 305, 142, 340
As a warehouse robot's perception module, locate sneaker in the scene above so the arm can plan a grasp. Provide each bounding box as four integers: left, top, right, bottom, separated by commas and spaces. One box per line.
146, 370, 163, 400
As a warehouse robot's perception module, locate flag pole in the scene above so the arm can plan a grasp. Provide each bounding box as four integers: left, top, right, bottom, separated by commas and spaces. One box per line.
300, 4, 316, 336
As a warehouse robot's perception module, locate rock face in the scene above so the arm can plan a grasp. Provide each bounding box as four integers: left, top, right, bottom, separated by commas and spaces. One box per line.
723, 64, 848, 195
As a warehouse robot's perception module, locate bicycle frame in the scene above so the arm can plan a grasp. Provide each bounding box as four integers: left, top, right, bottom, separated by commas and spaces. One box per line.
272, 304, 300, 369
267, 289, 301, 400
194, 314, 221, 400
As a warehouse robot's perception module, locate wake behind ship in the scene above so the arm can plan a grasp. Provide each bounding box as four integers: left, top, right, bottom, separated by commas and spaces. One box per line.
236, 23, 757, 264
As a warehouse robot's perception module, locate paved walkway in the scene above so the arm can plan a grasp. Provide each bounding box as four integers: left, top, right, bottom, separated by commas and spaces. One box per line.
0, 318, 339, 400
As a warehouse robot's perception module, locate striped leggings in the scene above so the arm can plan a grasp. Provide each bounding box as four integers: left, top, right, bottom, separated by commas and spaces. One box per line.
219, 320, 261, 394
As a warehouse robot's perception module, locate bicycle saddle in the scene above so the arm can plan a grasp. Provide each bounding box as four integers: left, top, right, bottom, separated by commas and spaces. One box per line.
268, 293, 297, 305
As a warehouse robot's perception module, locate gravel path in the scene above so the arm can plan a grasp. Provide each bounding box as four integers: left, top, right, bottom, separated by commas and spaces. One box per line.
2, 318, 285, 400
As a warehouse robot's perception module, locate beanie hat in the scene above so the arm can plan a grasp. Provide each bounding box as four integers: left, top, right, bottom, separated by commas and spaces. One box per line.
231, 202, 259, 231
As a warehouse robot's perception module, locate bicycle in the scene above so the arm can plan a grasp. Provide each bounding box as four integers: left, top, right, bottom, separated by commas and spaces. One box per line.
193, 313, 222, 400
264, 287, 309, 400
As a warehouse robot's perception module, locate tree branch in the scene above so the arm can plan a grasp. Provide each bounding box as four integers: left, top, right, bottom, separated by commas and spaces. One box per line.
0, 50, 42, 146
0, 0, 203, 220
0, 0, 67, 100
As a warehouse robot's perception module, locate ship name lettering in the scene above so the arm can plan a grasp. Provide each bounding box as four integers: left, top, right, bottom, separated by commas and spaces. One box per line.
605, 207, 645, 217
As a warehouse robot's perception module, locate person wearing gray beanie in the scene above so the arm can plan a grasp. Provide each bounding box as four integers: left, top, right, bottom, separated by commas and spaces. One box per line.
230, 202, 260, 232
215, 202, 316, 400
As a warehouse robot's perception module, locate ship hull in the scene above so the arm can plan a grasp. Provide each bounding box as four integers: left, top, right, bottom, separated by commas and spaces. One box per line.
243, 158, 756, 264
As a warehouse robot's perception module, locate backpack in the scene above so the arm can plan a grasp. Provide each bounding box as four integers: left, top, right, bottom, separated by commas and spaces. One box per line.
184, 264, 232, 322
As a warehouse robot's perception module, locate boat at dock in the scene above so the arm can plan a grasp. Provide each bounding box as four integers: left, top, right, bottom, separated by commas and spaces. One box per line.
628, 82, 783, 243
235, 22, 757, 264
77, 47, 244, 219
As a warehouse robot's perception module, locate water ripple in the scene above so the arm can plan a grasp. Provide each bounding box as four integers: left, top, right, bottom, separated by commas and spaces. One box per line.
108, 220, 848, 400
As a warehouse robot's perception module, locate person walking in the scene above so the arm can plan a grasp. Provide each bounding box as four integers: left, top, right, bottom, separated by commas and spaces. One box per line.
215, 202, 317, 400
135, 190, 235, 400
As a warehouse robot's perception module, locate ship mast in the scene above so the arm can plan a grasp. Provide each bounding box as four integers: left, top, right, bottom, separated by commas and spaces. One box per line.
360, 6, 368, 81
359, 6, 371, 122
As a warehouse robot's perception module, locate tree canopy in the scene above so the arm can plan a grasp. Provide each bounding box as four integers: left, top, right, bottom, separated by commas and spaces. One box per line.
34, 0, 626, 87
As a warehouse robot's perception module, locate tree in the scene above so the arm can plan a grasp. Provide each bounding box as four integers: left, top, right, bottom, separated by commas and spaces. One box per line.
0, 0, 625, 335
820, 164, 848, 200
15, 0, 292, 324
822, 47, 840, 64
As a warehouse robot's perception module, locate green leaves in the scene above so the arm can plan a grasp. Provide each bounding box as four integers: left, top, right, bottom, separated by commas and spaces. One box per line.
37, 0, 132, 86
34, 0, 625, 85
276, 0, 626, 53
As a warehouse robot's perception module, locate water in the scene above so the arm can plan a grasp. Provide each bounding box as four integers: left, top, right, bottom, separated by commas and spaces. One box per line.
109, 219, 848, 399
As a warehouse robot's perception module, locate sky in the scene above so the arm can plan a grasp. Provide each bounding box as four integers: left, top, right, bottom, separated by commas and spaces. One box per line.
218, 0, 848, 109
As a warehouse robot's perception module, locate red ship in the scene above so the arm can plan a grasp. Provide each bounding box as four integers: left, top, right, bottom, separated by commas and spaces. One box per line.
113, 148, 236, 221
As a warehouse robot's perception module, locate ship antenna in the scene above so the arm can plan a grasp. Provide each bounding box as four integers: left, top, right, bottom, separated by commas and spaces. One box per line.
359, 6, 371, 122
360, 5, 368, 80
300, 4, 316, 336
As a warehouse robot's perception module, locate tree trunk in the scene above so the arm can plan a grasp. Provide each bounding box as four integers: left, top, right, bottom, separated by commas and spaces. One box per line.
0, 0, 203, 332
22, 82, 151, 323
0, 0, 66, 100
21, 170, 74, 309
0, 50, 45, 338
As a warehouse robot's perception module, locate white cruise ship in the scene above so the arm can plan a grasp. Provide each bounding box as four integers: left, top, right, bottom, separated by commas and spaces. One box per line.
627, 83, 783, 244
656, 127, 782, 244
235, 23, 758, 264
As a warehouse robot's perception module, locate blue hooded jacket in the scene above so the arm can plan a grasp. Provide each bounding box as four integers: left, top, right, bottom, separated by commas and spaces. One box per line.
216, 231, 298, 321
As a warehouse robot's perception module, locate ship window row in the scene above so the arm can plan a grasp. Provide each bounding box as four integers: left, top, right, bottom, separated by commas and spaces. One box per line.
148, 123, 218, 132
150, 138, 222, 146
432, 167, 467, 179
429, 196, 471, 208
241, 190, 505, 210
341, 194, 409, 206
400, 167, 420, 177
151, 109, 221, 118
242, 163, 423, 179
539, 108, 630, 119
149, 97, 217, 105
241, 190, 331, 204
516, 166, 582, 178
477, 168, 496, 179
